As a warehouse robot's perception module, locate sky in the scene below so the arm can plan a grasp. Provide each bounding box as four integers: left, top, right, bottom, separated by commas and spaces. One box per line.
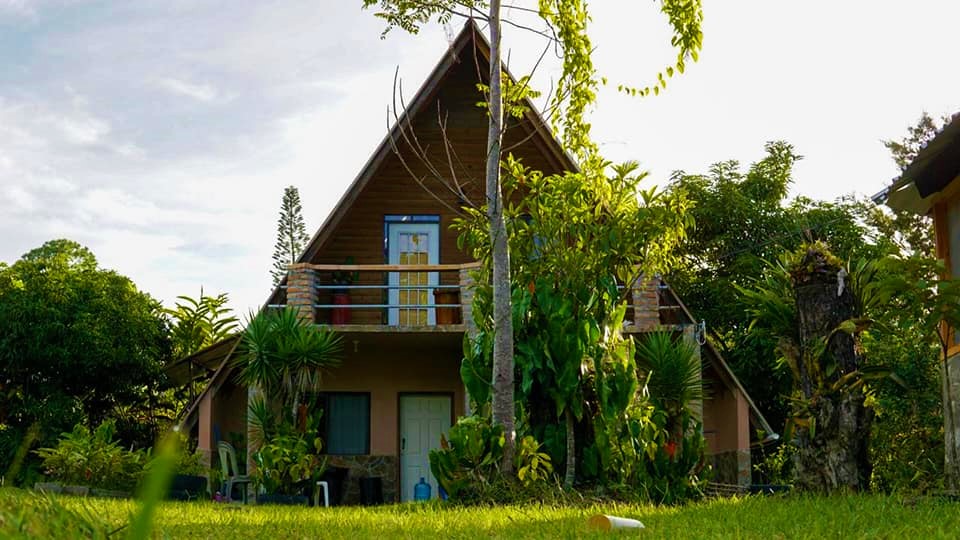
2, 1, 959, 314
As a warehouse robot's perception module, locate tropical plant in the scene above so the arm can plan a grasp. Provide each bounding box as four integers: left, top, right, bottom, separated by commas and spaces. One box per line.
635, 332, 705, 424
35, 420, 147, 491
330, 256, 360, 288
456, 157, 691, 487
740, 243, 902, 492
164, 290, 238, 359
515, 435, 553, 487
271, 186, 310, 287
0, 239, 173, 485
429, 416, 505, 500
233, 307, 342, 413
253, 430, 326, 496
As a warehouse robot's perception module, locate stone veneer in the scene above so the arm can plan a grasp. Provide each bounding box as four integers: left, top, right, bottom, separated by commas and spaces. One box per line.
325, 455, 398, 505
631, 278, 660, 330
711, 449, 751, 486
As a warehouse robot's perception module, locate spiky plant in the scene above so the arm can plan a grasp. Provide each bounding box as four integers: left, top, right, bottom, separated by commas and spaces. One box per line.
634, 331, 704, 425
234, 307, 342, 447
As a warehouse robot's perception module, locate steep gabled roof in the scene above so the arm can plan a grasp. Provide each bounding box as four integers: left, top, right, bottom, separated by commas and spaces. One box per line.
296, 19, 573, 269
179, 20, 774, 443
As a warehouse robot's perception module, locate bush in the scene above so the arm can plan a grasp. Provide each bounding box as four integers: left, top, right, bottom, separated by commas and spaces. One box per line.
35, 421, 146, 491
429, 416, 556, 504
429, 416, 505, 501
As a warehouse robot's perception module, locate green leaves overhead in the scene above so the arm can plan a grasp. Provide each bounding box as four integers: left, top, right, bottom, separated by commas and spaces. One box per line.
616, 0, 704, 99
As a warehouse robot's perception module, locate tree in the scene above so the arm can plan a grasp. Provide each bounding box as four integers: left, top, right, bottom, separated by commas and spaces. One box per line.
456, 158, 692, 487
0, 239, 173, 483
665, 143, 888, 436
741, 244, 891, 492
869, 112, 947, 258
364, 0, 704, 474
271, 186, 310, 287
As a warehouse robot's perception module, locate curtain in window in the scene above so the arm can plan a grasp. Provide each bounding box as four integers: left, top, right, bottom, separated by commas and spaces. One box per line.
326, 394, 370, 455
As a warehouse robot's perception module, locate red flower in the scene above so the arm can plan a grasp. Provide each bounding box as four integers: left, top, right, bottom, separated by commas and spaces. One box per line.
664, 441, 677, 459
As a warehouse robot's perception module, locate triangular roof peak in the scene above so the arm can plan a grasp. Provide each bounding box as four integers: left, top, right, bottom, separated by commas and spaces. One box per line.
294, 18, 574, 265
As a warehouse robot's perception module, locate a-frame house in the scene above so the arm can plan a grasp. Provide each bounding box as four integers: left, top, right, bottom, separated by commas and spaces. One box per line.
171, 20, 773, 504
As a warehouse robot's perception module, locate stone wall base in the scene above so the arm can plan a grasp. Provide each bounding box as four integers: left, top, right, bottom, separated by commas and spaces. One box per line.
325, 455, 398, 504
710, 449, 751, 486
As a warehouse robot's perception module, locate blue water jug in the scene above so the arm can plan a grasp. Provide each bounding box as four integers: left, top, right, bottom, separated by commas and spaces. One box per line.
414, 477, 431, 501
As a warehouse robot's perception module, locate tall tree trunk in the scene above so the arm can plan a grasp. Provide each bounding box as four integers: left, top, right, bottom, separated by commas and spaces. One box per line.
943, 352, 960, 492
563, 408, 575, 488
485, 0, 515, 474
791, 247, 871, 492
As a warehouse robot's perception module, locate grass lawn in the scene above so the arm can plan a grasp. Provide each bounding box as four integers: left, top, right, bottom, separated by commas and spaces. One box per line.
1, 488, 957, 539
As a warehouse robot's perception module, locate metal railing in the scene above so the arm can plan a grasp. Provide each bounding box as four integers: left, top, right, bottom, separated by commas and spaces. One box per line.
273, 263, 478, 328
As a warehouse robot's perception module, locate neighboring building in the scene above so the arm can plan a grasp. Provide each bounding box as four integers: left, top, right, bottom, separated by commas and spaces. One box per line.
171, 21, 773, 504
884, 112, 960, 482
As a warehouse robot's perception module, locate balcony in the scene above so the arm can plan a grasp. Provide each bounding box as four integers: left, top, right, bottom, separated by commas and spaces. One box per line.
275, 262, 479, 333
273, 262, 680, 335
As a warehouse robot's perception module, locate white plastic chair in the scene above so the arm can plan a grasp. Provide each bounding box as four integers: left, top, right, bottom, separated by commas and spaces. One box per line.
314, 480, 330, 507
218, 441, 251, 503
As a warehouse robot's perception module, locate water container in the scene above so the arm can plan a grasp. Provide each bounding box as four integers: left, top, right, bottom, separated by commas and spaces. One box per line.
413, 477, 431, 501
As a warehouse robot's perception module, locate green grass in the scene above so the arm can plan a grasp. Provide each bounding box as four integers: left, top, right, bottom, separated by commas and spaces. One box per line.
0, 488, 957, 539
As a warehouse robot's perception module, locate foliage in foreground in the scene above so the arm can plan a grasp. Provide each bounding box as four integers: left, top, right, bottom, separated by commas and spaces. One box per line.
2, 488, 960, 539
34, 421, 206, 493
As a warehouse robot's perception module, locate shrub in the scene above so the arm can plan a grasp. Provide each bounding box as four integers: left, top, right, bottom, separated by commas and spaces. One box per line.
253, 433, 326, 496
429, 416, 505, 501
35, 420, 145, 491
429, 416, 557, 504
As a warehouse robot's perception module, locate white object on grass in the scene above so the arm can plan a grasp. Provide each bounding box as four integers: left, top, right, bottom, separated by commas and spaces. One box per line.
588, 515, 645, 530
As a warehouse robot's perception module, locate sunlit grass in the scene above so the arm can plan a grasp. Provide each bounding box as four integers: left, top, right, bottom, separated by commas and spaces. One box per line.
1, 487, 958, 539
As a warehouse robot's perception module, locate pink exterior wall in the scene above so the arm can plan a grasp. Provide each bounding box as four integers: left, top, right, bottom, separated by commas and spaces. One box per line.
198, 378, 248, 467
702, 369, 750, 454
319, 342, 464, 455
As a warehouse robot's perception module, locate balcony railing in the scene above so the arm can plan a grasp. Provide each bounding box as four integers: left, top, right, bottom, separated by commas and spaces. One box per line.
272, 263, 479, 331
271, 262, 679, 333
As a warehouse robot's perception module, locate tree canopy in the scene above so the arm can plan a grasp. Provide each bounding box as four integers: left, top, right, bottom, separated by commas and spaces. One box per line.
0, 239, 173, 483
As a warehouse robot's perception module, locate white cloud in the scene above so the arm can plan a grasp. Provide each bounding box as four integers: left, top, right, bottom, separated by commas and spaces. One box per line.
4, 185, 37, 212
3, 0, 960, 318
158, 77, 220, 103
0, 0, 33, 16
53, 114, 109, 145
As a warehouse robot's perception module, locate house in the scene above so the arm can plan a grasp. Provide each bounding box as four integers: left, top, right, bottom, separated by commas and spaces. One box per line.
171, 20, 773, 503
883, 111, 960, 473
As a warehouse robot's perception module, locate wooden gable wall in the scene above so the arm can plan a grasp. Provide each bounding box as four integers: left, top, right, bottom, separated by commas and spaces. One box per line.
307, 48, 567, 323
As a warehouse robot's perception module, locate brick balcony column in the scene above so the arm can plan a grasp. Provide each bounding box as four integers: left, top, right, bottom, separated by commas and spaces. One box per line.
286, 263, 318, 323
459, 265, 478, 416
631, 275, 660, 331
459, 266, 477, 339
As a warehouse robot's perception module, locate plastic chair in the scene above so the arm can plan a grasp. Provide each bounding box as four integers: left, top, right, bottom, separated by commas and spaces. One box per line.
218, 441, 251, 503
314, 480, 330, 507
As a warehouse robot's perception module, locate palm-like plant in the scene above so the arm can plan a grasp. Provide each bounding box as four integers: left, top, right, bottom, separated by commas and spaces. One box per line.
234, 308, 342, 405
234, 307, 342, 452
165, 290, 239, 358
634, 331, 704, 424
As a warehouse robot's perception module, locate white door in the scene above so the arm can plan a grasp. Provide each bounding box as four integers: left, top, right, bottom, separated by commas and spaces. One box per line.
399, 395, 451, 501
388, 223, 440, 326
